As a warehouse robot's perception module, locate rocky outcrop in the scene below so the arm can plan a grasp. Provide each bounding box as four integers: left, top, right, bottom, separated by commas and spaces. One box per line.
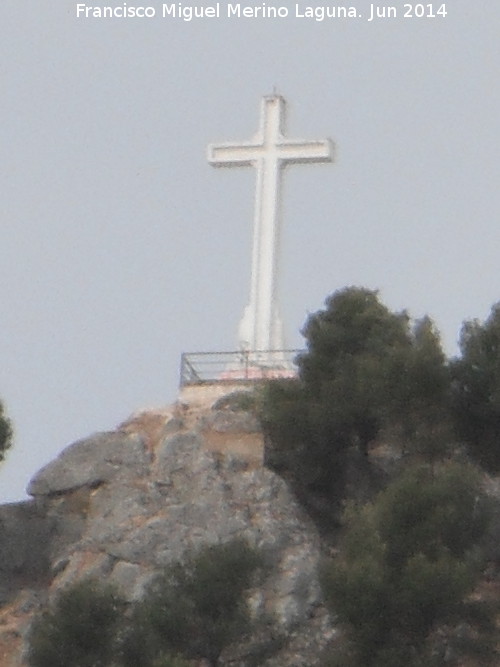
0, 394, 337, 666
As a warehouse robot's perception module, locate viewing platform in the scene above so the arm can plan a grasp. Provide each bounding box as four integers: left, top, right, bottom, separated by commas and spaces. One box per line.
178, 350, 300, 407
180, 349, 300, 386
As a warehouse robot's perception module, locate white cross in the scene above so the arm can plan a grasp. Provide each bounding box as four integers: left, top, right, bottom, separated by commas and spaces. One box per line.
208, 95, 333, 358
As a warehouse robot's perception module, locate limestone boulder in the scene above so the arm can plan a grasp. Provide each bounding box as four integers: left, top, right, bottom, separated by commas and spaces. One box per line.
27, 432, 151, 496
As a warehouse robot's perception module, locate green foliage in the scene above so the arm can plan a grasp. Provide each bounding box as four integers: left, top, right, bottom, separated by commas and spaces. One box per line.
320, 463, 497, 666
0, 400, 13, 462
150, 655, 191, 667
120, 538, 262, 667
29, 540, 262, 667
261, 378, 334, 496
376, 462, 489, 566
212, 389, 258, 413
28, 579, 123, 667
261, 287, 451, 516
452, 302, 500, 471
298, 288, 412, 456
388, 315, 452, 460
299, 286, 411, 387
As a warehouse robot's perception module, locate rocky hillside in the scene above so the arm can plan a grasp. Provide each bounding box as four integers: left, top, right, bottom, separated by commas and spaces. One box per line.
0, 388, 336, 666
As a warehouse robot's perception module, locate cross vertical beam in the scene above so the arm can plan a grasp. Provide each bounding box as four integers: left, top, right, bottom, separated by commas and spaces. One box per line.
208, 95, 333, 358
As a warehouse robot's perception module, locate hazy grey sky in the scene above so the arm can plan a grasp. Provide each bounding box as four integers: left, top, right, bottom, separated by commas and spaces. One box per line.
1, 1, 499, 502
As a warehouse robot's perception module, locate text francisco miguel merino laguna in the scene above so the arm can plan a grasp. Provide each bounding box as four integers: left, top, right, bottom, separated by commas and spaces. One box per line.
77, 3, 385, 20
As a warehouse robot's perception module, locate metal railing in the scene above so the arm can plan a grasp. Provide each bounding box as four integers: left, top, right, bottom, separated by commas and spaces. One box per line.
179, 349, 301, 387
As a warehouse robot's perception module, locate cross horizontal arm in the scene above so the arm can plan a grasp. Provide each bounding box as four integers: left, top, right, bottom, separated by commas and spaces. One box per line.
207, 142, 262, 167
207, 138, 334, 167
277, 139, 334, 163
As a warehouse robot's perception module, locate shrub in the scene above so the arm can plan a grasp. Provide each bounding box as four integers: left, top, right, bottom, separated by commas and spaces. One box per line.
151, 655, 191, 667
261, 288, 451, 520
120, 538, 262, 667
0, 400, 13, 462
212, 389, 258, 413
28, 579, 123, 667
320, 463, 496, 666
452, 302, 500, 472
